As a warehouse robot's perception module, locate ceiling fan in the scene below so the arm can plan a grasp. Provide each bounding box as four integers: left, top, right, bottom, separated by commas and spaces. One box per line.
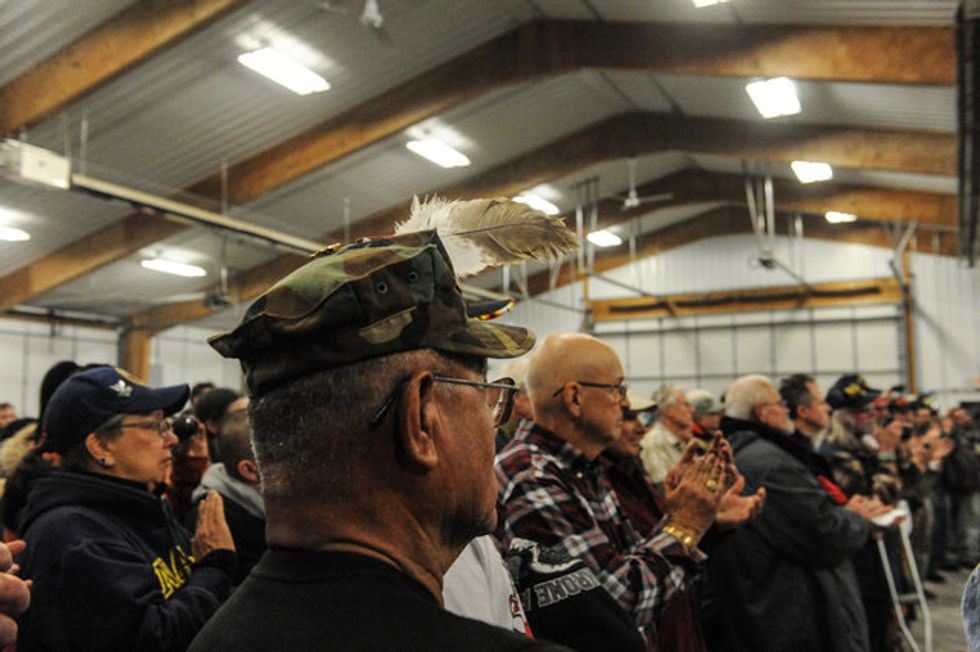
315, 0, 391, 43
615, 156, 673, 211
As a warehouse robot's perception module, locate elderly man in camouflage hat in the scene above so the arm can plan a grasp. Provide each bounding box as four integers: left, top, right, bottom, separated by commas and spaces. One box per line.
190, 230, 570, 651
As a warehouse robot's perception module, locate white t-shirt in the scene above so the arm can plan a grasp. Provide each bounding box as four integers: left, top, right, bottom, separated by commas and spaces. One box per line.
443, 535, 530, 636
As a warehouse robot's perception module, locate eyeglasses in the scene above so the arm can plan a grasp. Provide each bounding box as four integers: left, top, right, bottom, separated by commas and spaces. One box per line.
758, 400, 789, 410
552, 380, 628, 400
370, 376, 517, 429
116, 420, 173, 439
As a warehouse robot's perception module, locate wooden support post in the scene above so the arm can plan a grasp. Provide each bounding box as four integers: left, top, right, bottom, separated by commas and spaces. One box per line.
119, 329, 152, 382
901, 247, 918, 393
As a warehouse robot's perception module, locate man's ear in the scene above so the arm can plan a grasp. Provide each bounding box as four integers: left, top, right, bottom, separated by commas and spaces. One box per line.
237, 459, 260, 484
396, 370, 440, 471
558, 384, 583, 418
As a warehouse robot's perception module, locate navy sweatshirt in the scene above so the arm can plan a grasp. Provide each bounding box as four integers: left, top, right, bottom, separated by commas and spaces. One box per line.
17, 470, 233, 651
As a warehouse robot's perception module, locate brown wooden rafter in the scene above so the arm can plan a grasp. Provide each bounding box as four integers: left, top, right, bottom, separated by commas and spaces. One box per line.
123, 113, 956, 334
0, 17, 956, 314
0, 0, 249, 134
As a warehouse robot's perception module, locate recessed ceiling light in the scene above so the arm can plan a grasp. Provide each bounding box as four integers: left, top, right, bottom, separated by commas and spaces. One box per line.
514, 194, 560, 216
586, 230, 623, 248
790, 161, 833, 184
825, 211, 857, 224
745, 77, 801, 119
141, 258, 207, 278
0, 226, 30, 242
406, 139, 471, 168
692, 0, 729, 7
238, 47, 330, 95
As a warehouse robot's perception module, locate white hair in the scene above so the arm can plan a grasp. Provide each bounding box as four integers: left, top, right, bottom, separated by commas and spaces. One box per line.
724, 375, 775, 420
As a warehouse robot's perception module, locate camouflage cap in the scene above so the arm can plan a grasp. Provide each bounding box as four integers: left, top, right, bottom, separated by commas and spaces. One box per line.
208, 230, 534, 397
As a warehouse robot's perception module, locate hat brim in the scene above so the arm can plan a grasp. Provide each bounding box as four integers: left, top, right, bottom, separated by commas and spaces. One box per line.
433, 318, 534, 360
131, 383, 190, 418
626, 391, 656, 412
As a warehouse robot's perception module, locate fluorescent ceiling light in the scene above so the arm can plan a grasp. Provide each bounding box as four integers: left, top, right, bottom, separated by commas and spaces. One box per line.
406, 139, 471, 168
514, 193, 560, 216
586, 230, 623, 248
238, 48, 330, 95
141, 258, 207, 278
745, 77, 801, 119
790, 160, 833, 184
0, 226, 30, 242
825, 211, 857, 224
693, 0, 729, 6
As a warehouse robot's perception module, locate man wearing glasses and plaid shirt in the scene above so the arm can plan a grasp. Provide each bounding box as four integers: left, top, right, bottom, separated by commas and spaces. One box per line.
495, 332, 733, 650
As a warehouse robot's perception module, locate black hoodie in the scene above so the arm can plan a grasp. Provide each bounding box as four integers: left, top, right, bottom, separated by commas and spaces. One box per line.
17, 470, 233, 652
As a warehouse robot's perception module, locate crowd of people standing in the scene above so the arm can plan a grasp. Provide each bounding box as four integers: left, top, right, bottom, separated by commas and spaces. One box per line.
0, 226, 975, 651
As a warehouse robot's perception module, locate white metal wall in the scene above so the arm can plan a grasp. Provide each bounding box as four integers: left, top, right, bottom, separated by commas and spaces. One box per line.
0, 317, 118, 417
0, 320, 241, 419
149, 325, 243, 393
502, 234, 927, 403
913, 251, 980, 406
2, 237, 976, 416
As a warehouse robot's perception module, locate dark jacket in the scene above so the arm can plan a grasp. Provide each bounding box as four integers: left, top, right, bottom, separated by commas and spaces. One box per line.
703, 417, 871, 652
602, 453, 708, 652
18, 470, 233, 652
188, 463, 266, 586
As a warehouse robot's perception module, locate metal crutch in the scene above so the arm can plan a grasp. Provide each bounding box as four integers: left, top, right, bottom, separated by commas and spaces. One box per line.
876, 500, 932, 652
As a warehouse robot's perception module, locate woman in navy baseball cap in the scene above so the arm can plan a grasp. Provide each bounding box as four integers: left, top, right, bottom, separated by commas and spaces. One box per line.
12, 367, 236, 651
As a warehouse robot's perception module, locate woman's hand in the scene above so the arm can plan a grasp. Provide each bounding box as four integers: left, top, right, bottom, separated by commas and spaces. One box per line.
192, 491, 235, 560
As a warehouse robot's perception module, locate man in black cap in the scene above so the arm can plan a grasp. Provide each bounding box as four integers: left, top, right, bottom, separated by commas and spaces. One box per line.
191, 229, 570, 651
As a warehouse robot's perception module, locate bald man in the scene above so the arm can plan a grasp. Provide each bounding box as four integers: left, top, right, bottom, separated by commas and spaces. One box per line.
495, 333, 729, 648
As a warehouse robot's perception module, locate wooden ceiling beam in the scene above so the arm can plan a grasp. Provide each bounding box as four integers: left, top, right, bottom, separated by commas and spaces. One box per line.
0, 0, 248, 134
2, 15, 954, 312
0, 214, 186, 313
123, 114, 956, 333
190, 21, 954, 204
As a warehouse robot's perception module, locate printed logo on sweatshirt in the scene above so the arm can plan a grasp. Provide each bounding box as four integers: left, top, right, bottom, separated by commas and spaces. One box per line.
524, 567, 600, 610
152, 545, 193, 599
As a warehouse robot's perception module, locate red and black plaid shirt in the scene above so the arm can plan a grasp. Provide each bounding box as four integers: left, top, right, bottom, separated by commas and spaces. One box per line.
495, 422, 704, 635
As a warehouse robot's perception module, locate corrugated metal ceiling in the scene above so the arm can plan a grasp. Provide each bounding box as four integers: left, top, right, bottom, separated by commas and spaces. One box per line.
0, 0, 965, 326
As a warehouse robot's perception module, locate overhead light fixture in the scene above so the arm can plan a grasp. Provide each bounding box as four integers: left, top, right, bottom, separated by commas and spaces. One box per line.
513, 193, 560, 216
586, 230, 623, 248
0, 225, 30, 242
790, 160, 833, 184
825, 211, 858, 224
406, 139, 471, 168
238, 47, 330, 95
692, 0, 729, 6
141, 258, 207, 278
745, 77, 801, 119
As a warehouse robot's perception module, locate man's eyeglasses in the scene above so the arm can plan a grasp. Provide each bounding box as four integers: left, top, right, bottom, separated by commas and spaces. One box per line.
758, 399, 789, 410
552, 380, 628, 400
370, 376, 517, 429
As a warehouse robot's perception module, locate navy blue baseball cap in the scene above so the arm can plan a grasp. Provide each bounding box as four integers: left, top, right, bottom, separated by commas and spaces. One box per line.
40, 367, 189, 454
